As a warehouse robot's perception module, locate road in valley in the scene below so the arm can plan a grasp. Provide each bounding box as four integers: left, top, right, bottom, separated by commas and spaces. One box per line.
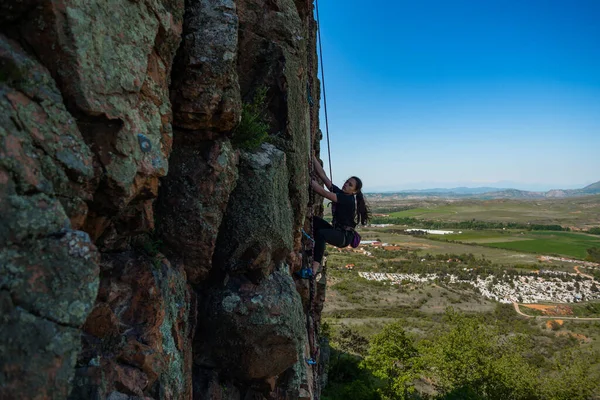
512, 302, 600, 321
512, 263, 600, 320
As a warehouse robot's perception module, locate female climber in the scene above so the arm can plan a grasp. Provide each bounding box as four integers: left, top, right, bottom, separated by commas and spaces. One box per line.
309, 155, 370, 277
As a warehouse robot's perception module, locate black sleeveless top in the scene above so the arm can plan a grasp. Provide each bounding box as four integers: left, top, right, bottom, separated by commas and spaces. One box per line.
331, 184, 356, 229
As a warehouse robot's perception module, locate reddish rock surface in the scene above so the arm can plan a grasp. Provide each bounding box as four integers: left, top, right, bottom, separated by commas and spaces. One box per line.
72, 253, 194, 399
0, 34, 99, 400
236, 0, 318, 271
18, 0, 185, 242
1, 0, 325, 398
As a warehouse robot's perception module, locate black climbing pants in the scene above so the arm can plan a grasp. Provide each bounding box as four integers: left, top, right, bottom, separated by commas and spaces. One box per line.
312, 216, 350, 264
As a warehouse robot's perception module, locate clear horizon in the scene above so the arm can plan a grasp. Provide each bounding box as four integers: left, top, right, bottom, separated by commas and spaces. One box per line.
367, 179, 597, 193
316, 0, 600, 192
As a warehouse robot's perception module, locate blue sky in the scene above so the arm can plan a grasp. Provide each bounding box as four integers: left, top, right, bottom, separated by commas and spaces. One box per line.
315, 0, 600, 192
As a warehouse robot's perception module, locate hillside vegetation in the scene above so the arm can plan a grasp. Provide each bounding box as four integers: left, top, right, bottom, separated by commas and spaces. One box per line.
321, 195, 600, 399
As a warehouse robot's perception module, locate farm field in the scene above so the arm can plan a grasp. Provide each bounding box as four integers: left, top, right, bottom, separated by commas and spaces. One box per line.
428, 230, 600, 259
484, 232, 600, 259
355, 226, 578, 266
378, 195, 600, 229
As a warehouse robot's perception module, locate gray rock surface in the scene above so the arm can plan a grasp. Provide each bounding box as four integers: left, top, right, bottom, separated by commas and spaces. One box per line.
214, 143, 294, 277
197, 265, 305, 381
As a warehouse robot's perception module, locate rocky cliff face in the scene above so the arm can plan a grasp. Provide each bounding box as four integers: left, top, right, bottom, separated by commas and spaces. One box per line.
0, 0, 325, 399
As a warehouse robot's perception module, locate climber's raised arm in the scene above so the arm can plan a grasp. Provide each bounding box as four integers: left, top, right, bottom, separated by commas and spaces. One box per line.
312, 155, 332, 191
311, 179, 337, 202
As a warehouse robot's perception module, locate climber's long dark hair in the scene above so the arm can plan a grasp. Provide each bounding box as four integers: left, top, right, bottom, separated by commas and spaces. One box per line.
351, 176, 371, 225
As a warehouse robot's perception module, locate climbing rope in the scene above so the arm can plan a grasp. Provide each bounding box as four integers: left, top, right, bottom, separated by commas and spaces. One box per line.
315, 0, 332, 182
299, 0, 336, 397
303, 1, 321, 399
302, 228, 315, 243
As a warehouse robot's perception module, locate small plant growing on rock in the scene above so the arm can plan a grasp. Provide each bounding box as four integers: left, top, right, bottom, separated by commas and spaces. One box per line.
142, 236, 163, 257
0, 61, 25, 84
132, 233, 162, 257
233, 86, 269, 150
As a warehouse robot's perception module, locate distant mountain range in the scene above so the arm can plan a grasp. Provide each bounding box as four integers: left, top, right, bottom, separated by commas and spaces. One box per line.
369, 181, 600, 199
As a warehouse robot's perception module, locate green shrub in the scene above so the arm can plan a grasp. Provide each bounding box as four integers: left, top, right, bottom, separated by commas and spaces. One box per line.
326, 380, 379, 400
132, 233, 162, 257
323, 353, 379, 400
586, 247, 600, 263
0, 61, 25, 84
233, 86, 269, 150
362, 321, 420, 400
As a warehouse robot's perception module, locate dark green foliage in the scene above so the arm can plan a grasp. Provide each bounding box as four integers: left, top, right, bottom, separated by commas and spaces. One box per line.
233, 86, 269, 150
363, 322, 421, 400
323, 379, 380, 400
324, 308, 600, 400
133, 233, 163, 257
323, 356, 380, 400
420, 309, 539, 399
586, 247, 600, 263
337, 324, 369, 356
324, 324, 386, 400
571, 302, 600, 318
538, 349, 600, 400
321, 320, 333, 338
587, 227, 600, 235
327, 350, 369, 387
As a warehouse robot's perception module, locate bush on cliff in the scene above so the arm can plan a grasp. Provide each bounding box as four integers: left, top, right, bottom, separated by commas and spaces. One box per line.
233, 86, 269, 150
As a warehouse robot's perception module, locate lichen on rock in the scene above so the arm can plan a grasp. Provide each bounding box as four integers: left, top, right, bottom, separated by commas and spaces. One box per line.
213, 143, 294, 277
19, 0, 185, 239
0, 31, 100, 400
156, 139, 239, 284
71, 253, 194, 399
1, 0, 324, 398
170, 0, 241, 134
197, 265, 305, 381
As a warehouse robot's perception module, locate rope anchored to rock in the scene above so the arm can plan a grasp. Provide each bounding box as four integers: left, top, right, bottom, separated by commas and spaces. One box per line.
297, 1, 331, 398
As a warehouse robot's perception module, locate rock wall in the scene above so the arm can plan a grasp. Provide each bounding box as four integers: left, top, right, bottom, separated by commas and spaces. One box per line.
0, 0, 325, 399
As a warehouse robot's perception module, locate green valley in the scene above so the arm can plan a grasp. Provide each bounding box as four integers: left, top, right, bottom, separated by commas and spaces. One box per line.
321, 194, 600, 400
